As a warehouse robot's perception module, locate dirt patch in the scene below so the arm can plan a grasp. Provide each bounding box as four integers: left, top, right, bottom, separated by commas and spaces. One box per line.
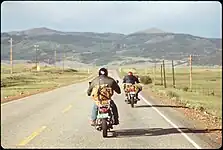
142, 86, 222, 145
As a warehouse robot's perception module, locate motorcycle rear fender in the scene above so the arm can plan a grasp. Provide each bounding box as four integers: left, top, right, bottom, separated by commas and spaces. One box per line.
99, 107, 109, 113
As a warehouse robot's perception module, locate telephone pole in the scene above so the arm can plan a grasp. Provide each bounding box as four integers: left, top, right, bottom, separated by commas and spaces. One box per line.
63, 49, 65, 72
161, 64, 163, 85
189, 55, 192, 90
163, 60, 167, 88
153, 61, 156, 85
172, 60, 176, 88
54, 50, 57, 67
9, 38, 13, 74
34, 45, 39, 70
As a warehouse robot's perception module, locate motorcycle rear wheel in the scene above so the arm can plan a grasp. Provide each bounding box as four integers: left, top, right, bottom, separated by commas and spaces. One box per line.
102, 119, 108, 137
131, 97, 134, 108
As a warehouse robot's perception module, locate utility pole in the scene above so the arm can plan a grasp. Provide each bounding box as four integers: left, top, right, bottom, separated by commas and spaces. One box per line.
9, 38, 13, 74
63, 49, 65, 72
34, 44, 39, 71
172, 60, 176, 88
153, 62, 156, 85
54, 49, 57, 67
161, 64, 163, 85
189, 55, 192, 90
163, 60, 167, 88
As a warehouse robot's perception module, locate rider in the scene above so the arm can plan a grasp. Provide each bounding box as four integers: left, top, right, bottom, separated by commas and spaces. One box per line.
122, 71, 142, 100
87, 68, 121, 126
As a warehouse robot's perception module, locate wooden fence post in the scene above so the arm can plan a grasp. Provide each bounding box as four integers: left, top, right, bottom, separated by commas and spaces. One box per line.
161, 64, 163, 85
163, 60, 167, 88
172, 60, 176, 88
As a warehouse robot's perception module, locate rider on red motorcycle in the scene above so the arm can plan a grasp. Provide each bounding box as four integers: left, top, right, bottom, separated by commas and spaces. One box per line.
87, 68, 121, 126
122, 71, 142, 100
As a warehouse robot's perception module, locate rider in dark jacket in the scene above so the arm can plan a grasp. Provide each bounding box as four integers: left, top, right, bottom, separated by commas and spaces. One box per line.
87, 68, 121, 126
122, 71, 142, 100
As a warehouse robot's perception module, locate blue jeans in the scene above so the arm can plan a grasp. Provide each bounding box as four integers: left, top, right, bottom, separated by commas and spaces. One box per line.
91, 100, 119, 123
91, 102, 98, 121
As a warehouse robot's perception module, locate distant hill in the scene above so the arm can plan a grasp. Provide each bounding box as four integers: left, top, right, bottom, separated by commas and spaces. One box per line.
7, 27, 65, 36
1, 27, 222, 66
134, 27, 167, 34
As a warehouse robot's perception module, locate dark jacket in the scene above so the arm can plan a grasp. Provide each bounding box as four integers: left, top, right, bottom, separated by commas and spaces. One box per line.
87, 75, 121, 96
122, 75, 140, 84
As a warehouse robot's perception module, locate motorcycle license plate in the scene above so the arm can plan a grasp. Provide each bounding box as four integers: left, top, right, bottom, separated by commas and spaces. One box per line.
129, 92, 136, 94
97, 113, 109, 119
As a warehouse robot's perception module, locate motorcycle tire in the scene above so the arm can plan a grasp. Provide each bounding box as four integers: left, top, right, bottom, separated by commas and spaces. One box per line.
131, 97, 134, 108
102, 118, 108, 137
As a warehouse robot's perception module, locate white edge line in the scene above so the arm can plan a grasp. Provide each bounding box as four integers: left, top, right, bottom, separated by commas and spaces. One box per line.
139, 94, 202, 149
115, 70, 202, 149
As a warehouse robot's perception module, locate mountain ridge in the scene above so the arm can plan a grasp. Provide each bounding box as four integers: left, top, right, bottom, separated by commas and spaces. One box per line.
1, 27, 222, 66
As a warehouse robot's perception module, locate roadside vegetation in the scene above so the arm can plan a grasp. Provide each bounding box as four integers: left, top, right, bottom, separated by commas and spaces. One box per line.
1, 64, 96, 101
118, 67, 222, 119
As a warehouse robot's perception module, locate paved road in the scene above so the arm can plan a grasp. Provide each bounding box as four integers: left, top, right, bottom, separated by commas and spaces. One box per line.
1, 70, 218, 148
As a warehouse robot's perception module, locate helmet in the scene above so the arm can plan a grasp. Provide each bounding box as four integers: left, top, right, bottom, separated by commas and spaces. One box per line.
99, 68, 108, 76
128, 71, 133, 76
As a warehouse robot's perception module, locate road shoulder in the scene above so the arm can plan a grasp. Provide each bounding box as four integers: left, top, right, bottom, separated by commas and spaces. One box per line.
140, 85, 222, 148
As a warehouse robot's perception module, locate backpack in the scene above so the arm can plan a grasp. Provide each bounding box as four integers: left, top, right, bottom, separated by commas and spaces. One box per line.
91, 84, 114, 102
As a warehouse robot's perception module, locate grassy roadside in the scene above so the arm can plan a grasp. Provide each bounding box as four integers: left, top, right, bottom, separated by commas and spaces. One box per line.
1, 64, 96, 102
117, 67, 222, 120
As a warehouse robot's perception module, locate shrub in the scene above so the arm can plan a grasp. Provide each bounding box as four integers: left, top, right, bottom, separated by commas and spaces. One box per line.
182, 86, 189, 92
166, 90, 180, 99
1, 80, 6, 87
208, 90, 215, 96
139, 75, 152, 84
64, 69, 78, 72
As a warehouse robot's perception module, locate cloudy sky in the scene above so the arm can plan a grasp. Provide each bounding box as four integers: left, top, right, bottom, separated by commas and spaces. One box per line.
1, 1, 222, 38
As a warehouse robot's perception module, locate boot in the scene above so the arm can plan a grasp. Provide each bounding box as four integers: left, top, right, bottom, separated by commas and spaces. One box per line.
124, 93, 128, 102
90, 120, 96, 126
136, 93, 140, 101
114, 119, 119, 125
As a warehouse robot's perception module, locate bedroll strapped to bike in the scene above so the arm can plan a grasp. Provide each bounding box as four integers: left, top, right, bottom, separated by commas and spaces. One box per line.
91, 80, 114, 106
123, 83, 140, 93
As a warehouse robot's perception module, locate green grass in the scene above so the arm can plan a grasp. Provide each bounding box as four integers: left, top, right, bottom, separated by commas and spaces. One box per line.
118, 66, 222, 119
1, 64, 96, 100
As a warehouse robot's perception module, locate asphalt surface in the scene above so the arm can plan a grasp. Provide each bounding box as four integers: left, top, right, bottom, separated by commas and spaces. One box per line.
1, 70, 218, 149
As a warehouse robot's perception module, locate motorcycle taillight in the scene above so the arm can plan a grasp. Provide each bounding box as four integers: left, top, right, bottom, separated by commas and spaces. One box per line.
130, 87, 136, 92
99, 107, 109, 113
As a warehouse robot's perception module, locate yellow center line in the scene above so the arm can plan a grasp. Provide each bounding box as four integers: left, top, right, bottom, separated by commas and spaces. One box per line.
62, 104, 72, 113
18, 126, 47, 146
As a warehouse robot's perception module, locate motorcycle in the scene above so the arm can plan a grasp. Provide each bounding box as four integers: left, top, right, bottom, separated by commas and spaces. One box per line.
125, 84, 138, 108
95, 100, 115, 137
88, 81, 118, 138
